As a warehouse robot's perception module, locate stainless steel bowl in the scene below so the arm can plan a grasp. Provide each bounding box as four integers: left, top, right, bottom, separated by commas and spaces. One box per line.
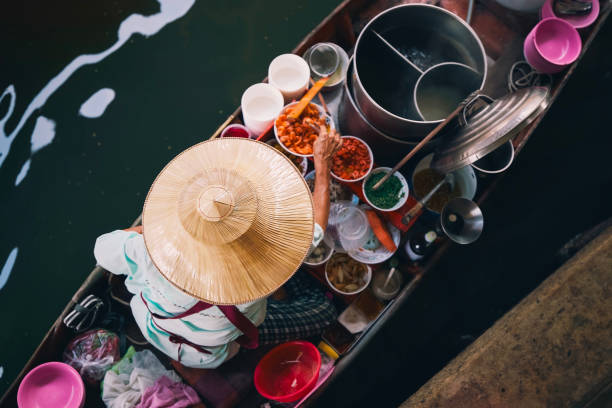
353, 4, 487, 139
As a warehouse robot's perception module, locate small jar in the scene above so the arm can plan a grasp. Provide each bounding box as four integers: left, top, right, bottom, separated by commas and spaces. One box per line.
372, 270, 402, 301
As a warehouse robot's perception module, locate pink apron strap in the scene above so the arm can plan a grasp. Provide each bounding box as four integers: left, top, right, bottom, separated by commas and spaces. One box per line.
140, 293, 214, 320
139, 293, 259, 358
218, 306, 259, 349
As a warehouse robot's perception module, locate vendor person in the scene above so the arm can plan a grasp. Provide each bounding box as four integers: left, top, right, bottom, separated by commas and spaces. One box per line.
94, 128, 342, 368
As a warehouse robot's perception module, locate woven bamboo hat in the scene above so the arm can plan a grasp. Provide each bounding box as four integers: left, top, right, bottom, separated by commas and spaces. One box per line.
143, 138, 314, 305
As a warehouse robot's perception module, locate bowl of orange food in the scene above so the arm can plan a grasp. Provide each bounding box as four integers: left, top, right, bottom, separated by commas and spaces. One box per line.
331, 136, 373, 183
274, 102, 334, 157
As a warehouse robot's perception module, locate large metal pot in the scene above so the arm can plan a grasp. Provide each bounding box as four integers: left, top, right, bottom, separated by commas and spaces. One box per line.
353, 4, 487, 139
339, 58, 429, 166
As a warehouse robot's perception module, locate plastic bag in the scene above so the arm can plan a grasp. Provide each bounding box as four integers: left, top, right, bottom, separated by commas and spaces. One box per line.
63, 329, 120, 384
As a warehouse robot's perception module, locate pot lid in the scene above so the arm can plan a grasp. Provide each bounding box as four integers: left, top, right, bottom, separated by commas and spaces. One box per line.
431, 87, 550, 174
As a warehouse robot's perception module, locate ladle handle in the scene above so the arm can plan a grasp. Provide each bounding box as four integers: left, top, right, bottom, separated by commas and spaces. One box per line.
402, 177, 447, 223
371, 104, 464, 191
370, 30, 423, 74
288, 77, 330, 120
403, 202, 424, 224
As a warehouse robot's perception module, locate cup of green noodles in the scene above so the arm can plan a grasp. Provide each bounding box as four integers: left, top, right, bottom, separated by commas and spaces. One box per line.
362, 167, 409, 212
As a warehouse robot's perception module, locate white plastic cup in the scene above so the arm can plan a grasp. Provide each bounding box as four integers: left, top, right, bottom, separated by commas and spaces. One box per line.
268, 54, 310, 102
241, 83, 284, 136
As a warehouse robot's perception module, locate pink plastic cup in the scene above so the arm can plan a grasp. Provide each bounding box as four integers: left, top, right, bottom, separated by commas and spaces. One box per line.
524, 17, 581, 74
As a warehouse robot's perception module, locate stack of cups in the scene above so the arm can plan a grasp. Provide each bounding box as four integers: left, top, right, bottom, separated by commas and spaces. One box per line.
524, 0, 600, 74
240, 54, 311, 137
268, 54, 310, 102
523, 17, 581, 74
240, 83, 284, 136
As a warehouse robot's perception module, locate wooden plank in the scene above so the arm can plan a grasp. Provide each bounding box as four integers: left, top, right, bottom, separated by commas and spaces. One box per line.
400, 226, 612, 408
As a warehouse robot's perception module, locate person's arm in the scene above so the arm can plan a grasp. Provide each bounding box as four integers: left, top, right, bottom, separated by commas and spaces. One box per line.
312, 126, 342, 231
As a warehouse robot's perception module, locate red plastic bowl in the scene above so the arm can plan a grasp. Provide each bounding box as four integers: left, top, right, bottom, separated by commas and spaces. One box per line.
17, 362, 85, 408
254, 341, 321, 403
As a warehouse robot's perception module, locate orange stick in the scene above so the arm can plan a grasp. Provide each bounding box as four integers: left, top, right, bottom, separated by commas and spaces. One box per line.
288, 77, 330, 120
310, 78, 330, 114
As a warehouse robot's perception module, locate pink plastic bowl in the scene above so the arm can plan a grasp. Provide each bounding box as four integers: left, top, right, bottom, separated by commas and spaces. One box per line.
254, 341, 321, 403
17, 362, 85, 408
524, 17, 581, 74
541, 0, 599, 29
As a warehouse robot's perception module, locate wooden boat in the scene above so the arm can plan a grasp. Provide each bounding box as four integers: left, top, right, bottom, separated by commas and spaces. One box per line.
2, 0, 609, 406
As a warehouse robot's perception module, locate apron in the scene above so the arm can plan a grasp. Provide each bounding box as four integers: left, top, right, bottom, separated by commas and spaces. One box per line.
140, 293, 259, 362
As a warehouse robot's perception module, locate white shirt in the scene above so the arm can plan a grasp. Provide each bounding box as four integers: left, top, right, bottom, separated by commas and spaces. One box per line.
94, 224, 323, 368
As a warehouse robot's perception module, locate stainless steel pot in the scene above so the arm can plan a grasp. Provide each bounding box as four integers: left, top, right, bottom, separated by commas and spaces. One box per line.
339, 58, 426, 166
353, 4, 487, 139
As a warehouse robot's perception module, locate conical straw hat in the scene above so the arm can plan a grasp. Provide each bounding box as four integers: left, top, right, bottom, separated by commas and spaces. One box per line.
143, 138, 314, 305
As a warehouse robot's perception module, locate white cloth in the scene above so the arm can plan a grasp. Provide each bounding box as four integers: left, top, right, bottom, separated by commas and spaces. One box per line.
102, 350, 181, 408
94, 224, 324, 368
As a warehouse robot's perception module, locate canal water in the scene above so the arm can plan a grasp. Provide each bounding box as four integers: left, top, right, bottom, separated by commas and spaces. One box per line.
0, 0, 339, 394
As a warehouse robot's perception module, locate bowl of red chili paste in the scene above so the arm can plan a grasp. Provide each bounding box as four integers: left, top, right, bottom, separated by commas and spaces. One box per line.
330, 136, 373, 183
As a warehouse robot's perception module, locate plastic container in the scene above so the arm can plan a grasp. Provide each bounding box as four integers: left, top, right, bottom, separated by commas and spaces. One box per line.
362, 167, 410, 212
336, 206, 371, 251
254, 341, 321, 403
221, 124, 252, 139
523, 17, 581, 74
303, 42, 350, 89
411, 153, 477, 215
18, 362, 85, 408
304, 239, 335, 266
330, 136, 374, 183
325, 253, 373, 296
304, 171, 359, 205
268, 54, 310, 102
541, 0, 599, 29
372, 270, 403, 301
274, 101, 334, 158
241, 83, 284, 136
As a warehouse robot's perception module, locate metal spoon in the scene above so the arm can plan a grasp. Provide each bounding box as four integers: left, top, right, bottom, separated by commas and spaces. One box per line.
554, 0, 592, 16
402, 173, 455, 224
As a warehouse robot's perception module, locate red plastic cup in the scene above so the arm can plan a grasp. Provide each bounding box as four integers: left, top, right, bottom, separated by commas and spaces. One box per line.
220, 124, 252, 138
254, 341, 321, 403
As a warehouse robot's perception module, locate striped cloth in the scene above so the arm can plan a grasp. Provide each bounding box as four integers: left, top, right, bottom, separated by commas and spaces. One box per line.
258, 271, 337, 345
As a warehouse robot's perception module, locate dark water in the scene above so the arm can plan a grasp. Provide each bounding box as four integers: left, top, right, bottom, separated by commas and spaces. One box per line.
0, 0, 339, 394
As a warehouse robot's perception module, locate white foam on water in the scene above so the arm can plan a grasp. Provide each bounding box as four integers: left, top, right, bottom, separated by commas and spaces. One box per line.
0, 247, 18, 291
79, 88, 116, 118
0, 0, 195, 170
14, 159, 31, 186
0, 366, 3, 379
31, 116, 56, 153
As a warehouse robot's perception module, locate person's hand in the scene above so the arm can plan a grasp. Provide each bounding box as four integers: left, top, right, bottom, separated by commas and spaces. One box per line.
313, 126, 342, 168
124, 225, 143, 234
